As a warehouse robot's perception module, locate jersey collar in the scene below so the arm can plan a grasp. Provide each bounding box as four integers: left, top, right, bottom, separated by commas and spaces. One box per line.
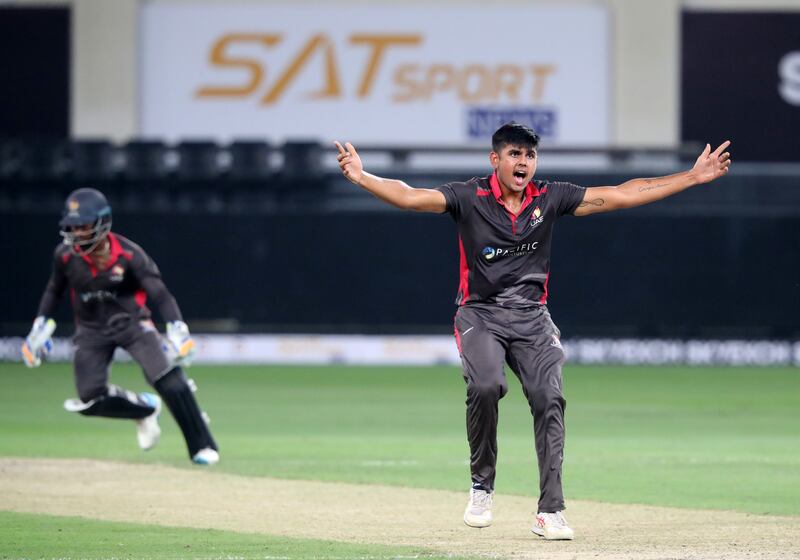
489, 172, 540, 213
78, 232, 130, 275
107, 232, 125, 262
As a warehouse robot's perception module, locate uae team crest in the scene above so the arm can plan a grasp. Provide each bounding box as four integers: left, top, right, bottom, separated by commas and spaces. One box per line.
531, 206, 544, 228
110, 264, 125, 282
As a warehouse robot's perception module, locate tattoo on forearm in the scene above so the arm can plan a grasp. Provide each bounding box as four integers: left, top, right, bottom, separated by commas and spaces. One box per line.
639, 178, 671, 192
579, 198, 605, 207
639, 183, 669, 192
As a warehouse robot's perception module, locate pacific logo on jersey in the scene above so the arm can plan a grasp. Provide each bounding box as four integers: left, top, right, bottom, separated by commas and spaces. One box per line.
109, 264, 125, 282
530, 206, 544, 229
482, 241, 539, 261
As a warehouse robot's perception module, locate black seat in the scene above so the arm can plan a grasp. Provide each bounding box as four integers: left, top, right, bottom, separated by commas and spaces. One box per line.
282, 141, 323, 182
4, 137, 70, 180
176, 140, 221, 180
0, 138, 23, 179
122, 140, 169, 180
71, 139, 117, 180
228, 140, 272, 180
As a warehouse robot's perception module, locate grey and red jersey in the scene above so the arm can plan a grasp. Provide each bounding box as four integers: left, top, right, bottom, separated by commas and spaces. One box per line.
37, 232, 182, 329
436, 173, 585, 307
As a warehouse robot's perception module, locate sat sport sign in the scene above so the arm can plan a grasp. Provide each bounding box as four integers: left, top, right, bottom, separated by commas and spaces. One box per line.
139, 4, 610, 145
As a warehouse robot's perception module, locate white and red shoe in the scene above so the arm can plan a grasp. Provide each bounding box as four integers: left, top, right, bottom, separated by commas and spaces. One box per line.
532, 510, 574, 540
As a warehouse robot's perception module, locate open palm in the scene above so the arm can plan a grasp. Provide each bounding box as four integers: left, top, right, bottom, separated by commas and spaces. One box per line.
692, 141, 732, 184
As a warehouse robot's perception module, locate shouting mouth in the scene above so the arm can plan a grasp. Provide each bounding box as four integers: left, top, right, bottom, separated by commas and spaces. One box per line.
513, 169, 528, 187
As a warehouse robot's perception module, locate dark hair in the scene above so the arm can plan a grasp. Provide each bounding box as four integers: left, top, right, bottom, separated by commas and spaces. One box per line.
491, 122, 540, 153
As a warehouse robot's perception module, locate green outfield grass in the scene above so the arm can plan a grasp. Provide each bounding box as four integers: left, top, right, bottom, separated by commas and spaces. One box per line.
2, 363, 798, 558
1, 363, 798, 519
0, 511, 466, 560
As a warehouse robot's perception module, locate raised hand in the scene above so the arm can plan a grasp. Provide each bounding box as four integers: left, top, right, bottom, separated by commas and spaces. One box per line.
334, 141, 363, 185
692, 141, 732, 185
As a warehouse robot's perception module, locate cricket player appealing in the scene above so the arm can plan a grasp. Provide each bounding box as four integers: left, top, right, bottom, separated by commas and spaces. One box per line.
22, 188, 219, 465
335, 123, 731, 539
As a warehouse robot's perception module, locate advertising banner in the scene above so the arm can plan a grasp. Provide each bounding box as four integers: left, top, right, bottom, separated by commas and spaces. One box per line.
139, 4, 609, 145
2, 336, 798, 366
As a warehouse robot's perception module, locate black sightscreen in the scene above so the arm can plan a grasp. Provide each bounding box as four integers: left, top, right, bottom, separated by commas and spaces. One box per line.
681, 11, 800, 162
0, 7, 70, 136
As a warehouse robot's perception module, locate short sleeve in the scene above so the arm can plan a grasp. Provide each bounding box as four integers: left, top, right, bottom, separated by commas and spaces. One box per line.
434, 180, 476, 222
548, 181, 586, 216
129, 244, 162, 281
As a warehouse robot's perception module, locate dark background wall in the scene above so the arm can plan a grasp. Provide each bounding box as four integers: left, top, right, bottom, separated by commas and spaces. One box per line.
0, 7, 70, 137
3, 167, 798, 339
1, 7, 797, 339
682, 11, 800, 162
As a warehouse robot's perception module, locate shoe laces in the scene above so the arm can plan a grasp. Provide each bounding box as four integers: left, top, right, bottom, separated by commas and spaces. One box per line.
471, 489, 492, 509
540, 511, 568, 527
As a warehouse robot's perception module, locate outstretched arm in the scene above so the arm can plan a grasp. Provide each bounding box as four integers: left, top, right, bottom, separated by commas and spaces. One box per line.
573, 141, 732, 217
335, 141, 447, 213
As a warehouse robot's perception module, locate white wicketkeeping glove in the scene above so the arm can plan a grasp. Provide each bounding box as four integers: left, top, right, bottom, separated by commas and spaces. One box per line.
164, 320, 197, 367
21, 316, 56, 368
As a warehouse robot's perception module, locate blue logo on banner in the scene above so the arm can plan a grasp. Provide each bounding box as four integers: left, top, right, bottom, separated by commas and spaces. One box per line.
466, 107, 557, 140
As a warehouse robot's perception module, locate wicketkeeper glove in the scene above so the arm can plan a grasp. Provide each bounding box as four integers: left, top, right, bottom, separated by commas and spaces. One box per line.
21, 316, 56, 368
164, 320, 197, 367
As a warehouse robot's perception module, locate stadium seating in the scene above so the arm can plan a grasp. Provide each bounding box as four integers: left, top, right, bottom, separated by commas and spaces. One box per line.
0, 137, 69, 180
122, 140, 170, 180
176, 140, 221, 181
281, 141, 323, 182
228, 140, 273, 180
71, 139, 118, 181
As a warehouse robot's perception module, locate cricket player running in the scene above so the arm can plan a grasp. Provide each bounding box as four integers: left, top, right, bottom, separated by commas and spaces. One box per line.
21, 188, 219, 465
335, 123, 731, 540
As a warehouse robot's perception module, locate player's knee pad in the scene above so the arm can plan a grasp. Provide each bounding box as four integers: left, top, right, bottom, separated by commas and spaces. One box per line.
73, 385, 156, 419
154, 367, 217, 457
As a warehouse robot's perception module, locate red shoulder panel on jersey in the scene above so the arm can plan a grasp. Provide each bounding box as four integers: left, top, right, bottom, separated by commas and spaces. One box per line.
108, 233, 134, 262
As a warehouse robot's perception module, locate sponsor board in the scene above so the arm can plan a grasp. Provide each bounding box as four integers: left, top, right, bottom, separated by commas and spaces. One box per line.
3, 336, 799, 366
140, 4, 609, 145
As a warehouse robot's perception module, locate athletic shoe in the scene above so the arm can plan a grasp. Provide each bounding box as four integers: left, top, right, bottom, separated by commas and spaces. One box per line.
63, 397, 92, 412
192, 447, 219, 466
463, 488, 493, 528
531, 510, 574, 540
136, 392, 161, 451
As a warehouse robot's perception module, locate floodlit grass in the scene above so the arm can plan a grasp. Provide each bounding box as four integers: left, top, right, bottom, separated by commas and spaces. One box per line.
0, 511, 470, 560
0, 363, 798, 515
